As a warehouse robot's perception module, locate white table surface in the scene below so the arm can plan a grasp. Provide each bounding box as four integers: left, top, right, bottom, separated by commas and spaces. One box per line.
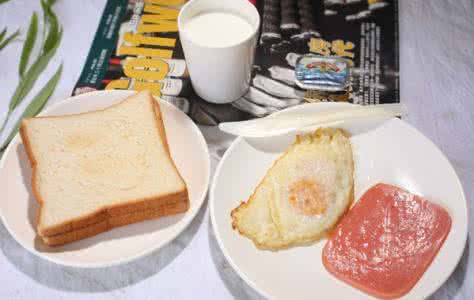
0, 1, 473, 299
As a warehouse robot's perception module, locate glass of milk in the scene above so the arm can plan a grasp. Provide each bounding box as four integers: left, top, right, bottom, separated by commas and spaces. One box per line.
178, 0, 260, 104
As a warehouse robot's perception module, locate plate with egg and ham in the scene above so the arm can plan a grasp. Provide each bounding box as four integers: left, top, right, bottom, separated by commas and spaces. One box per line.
210, 102, 467, 300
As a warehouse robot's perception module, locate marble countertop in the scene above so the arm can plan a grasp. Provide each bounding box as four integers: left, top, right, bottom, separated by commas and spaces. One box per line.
0, 1, 472, 299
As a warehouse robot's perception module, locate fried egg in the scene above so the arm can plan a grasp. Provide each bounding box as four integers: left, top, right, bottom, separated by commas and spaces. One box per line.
231, 128, 354, 250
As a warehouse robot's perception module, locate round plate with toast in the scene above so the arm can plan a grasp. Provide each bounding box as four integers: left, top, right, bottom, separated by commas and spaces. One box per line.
210, 103, 467, 300
0, 90, 210, 268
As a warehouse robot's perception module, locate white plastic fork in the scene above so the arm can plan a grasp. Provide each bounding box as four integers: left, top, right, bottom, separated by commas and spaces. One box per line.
218, 103, 406, 138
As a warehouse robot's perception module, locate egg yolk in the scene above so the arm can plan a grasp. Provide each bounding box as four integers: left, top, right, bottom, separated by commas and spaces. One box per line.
288, 179, 327, 216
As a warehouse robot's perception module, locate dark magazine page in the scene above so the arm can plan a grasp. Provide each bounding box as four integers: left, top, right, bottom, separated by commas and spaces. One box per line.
72, 0, 399, 125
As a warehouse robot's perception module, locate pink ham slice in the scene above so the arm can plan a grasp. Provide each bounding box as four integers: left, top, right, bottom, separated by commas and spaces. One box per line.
322, 183, 452, 299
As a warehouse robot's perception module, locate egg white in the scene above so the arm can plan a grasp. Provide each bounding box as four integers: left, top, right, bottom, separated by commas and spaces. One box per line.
232, 128, 353, 249
268, 128, 354, 245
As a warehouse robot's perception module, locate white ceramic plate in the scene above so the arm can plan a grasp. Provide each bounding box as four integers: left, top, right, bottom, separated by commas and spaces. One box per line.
0, 90, 210, 268
210, 103, 467, 300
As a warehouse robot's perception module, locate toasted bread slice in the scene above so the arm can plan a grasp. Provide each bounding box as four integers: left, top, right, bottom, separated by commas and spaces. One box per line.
42, 200, 188, 246
231, 128, 353, 250
20, 91, 188, 244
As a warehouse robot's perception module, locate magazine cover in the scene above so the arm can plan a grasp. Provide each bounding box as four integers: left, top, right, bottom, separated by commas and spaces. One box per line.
72, 0, 399, 125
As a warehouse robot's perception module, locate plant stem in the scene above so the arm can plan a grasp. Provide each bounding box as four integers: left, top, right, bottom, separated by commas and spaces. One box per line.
0, 111, 11, 134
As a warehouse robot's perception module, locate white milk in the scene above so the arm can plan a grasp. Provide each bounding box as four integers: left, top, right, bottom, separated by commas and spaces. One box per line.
182, 12, 254, 47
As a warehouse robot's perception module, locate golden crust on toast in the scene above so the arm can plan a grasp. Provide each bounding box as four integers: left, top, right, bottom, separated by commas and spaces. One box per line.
20, 91, 189, 246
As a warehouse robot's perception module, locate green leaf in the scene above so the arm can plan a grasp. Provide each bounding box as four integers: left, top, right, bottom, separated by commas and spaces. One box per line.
19, 12, 39, 77
41, 0, 59, 54
47, 0, 57, 6
0, 29, 20, 51
1, 64, 63, 151
0, 0, 11, 5
0, 28, 7, 44
8, 28, 62, 112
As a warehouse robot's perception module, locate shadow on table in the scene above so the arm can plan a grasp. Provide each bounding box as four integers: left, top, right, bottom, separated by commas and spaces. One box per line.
0, 200, 207, 292
429, 237, 470, 300
207, 215, 265, 300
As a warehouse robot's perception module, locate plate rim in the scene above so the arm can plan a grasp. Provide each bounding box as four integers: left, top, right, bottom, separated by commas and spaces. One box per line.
0, 90, 211, 268
209, 104, 468, 300
210, 134, 273, 300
